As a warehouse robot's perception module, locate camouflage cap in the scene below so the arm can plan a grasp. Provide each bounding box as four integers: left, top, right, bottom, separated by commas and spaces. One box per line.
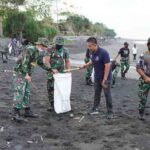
55, 37, 64, 45
35, 38, 49, 47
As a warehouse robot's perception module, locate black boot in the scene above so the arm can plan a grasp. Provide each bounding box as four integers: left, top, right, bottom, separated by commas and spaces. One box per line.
138, 110, 145, 121
3, 60, 7, 63
47, 101, 54, 112
24, 108, 38, 118
12, 108, 23, 123
86, 77, 93, 86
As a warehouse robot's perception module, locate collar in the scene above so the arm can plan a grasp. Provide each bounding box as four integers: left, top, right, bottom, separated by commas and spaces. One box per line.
93, 46, 100, 54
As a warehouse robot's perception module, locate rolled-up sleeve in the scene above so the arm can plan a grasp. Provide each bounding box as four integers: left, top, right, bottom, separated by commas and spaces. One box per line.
103, 51, 110, 64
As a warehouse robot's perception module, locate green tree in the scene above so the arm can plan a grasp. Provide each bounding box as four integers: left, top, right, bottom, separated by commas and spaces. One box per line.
22, 9, 41, 43
67, 14, 91, 35
104, 28, 116, 38
3, 10, 26, 39
92, 23, 105, 36
30, 0, 55, 19
40, 27, 57, 41
0, 0, 26, 15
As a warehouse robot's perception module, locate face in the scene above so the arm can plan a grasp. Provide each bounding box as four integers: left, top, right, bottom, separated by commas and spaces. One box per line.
124, 44, 128, 48
36, 45, 47, 51
55, 44, 63, 50
87, 42, 97, 52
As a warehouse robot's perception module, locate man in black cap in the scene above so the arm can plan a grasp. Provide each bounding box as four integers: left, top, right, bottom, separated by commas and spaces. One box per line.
114, 42, 130, 78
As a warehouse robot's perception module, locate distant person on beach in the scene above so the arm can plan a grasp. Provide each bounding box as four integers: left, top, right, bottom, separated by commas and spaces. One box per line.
114, 42, 130, 79
84, 49, 93, 85
136, 38, 150, 120
11, 37, 17, 56
132, 44, 138, 60
0, 44, 8, 63
80, 37, 113, 119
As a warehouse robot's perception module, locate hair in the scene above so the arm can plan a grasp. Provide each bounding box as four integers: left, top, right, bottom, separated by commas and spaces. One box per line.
124, 42, 128, 45
86, 37, 97, 44
147, 38, 150, 46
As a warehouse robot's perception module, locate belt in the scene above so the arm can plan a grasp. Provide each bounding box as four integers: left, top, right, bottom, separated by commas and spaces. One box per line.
121, 57, 129, 61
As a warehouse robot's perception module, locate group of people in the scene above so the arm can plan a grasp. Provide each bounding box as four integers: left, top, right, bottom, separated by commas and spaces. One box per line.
12, 37, 71, 122
0, 37, 23, 63
11, 35, 150, 122
82, 37, 150, 120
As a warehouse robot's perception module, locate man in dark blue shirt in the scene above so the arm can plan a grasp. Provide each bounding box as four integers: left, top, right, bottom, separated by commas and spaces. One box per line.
81, 37, 113, 119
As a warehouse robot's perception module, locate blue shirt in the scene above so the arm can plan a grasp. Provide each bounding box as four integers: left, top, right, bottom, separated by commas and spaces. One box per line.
90, 47, 112, 81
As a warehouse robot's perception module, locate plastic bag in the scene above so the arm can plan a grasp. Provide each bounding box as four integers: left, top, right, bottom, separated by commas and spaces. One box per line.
91, 68, 95, 83
53, 73, 72, 114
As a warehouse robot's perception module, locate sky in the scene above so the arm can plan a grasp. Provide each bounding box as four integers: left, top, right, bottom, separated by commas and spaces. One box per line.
60, 0, 150, 39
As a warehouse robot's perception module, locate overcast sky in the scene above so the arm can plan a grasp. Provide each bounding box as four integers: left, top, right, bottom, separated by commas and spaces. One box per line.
64, 0, 150, 39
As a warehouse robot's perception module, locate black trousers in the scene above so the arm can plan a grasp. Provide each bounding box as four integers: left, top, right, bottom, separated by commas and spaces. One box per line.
133, 54, 137, 60
93, 79, 113, 113
1, 52, 8, 63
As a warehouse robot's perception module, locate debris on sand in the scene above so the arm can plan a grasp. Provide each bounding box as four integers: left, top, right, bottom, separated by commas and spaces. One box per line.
27, 141, 34, 144
41, 136, 44, 142
69, 113, 74, 118
0, 126, 4, 132
79, 115, 85, 123
7, 142, 11, 148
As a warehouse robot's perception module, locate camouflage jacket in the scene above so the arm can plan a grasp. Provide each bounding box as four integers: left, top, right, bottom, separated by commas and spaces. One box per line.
47, 47, 69, 79
14, 45, 51, 76
136, 51, 150, 77
84, 49, 92, 63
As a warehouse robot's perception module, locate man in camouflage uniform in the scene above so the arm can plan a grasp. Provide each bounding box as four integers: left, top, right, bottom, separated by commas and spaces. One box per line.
111, 59, 120, 88
47, 37, 71, 111
0, 46, 8, 63
17, 39, 30, 55
115, 42, 130, 78
13, 38, 51, 122
84, 49, 93, 85
136, 38, 150, 120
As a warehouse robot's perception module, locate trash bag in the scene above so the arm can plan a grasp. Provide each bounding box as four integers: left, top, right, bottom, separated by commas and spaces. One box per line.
53, 73, 72, 114
91, 68, 95, 83
8, 44, 12, 55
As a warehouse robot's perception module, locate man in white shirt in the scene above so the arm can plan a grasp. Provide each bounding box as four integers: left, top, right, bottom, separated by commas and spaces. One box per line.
132, 44, 138, 60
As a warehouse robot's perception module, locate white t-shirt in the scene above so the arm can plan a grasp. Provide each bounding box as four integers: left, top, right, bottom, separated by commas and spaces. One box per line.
132, 47, 137, 54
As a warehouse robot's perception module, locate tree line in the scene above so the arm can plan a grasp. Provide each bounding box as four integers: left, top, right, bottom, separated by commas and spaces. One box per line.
0, 0, 116, 43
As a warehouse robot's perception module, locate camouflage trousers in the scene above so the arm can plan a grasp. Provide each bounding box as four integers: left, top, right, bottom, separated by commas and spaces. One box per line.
120, 60, 130, 76
84, 58, 93, 80
138, 77, 150, 113
85, 64, 93, 80
13, 74, 31, 110
112, 65, 120, 85
47, 78, 54, 107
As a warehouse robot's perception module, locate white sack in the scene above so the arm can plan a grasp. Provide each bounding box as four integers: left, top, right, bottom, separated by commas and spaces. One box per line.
53, 73, 72, 114
8, 44, 12, 54
91, 68, 95, 83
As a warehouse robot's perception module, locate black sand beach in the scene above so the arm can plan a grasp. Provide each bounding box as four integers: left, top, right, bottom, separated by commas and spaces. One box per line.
0, 38, 150, 150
